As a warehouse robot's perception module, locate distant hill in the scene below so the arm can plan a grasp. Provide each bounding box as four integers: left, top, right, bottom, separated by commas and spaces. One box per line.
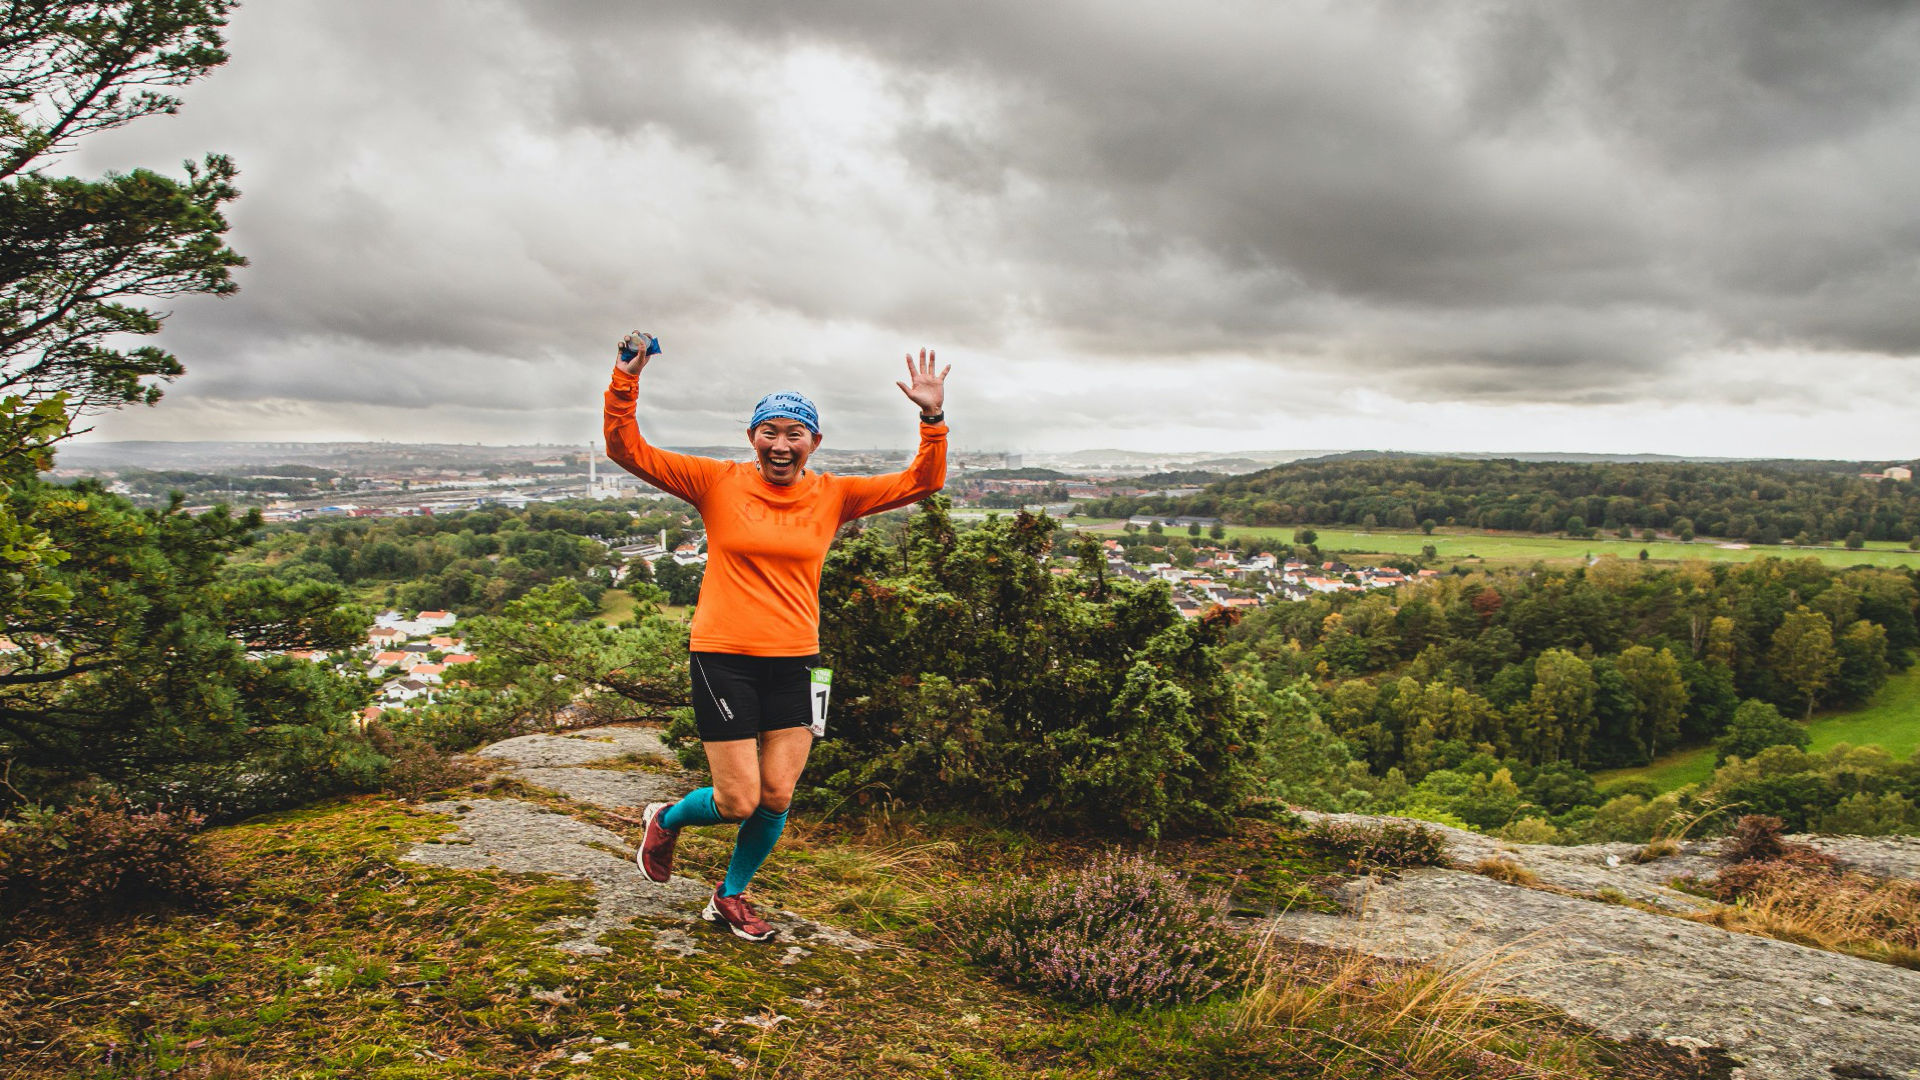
1077, 455, 1920, 545
965, 467, 1074, 480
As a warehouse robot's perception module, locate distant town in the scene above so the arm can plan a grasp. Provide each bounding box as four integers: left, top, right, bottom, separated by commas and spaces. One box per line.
49, 438, 1292, 522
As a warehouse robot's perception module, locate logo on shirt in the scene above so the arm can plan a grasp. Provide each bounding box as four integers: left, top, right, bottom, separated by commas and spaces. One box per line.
738, 501, 815, 528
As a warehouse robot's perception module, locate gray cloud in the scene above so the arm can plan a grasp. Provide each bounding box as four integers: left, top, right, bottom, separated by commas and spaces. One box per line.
63, 0, 1920, 455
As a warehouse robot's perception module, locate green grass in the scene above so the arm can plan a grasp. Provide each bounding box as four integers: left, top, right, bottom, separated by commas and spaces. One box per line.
1596, 670, 1920, 794
0, 794, 1694, 1079
1593, 747, 1717, 794
1082, 522, 1920, 570
1807, 668, 1920, 759
594, 588, 688, 625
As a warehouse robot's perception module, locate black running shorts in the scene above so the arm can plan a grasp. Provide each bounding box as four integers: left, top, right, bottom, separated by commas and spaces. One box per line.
689, 651, 820, 742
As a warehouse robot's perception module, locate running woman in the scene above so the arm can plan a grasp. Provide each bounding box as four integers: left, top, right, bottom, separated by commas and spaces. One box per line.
604, 335, 948, 942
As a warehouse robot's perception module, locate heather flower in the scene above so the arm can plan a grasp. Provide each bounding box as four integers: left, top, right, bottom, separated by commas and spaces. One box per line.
942, 851, 1242, 1008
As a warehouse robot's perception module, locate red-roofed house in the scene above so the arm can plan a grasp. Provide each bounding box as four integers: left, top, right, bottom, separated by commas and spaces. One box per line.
370, 651, 412, 675
441, 653, 477, 666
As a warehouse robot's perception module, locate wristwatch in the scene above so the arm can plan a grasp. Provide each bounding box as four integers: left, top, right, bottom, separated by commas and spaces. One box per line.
919, 410, 944, 424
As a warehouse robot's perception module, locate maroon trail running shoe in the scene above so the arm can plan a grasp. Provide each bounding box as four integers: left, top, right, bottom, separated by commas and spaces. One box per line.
703, 888, 778, 942
637, 802, 678, 884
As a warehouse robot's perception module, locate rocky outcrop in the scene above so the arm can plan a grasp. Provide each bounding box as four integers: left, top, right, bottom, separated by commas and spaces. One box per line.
1271, 812, 1920, 1079
404, 725, 876, 957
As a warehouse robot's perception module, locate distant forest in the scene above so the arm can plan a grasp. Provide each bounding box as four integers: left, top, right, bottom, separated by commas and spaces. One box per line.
239, 502, 691, 614
1079, 457, 1920, 545
1226, 556, 1918, 775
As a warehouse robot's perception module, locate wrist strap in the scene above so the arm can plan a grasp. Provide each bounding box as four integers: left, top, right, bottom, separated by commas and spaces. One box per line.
919, 410, 944, 424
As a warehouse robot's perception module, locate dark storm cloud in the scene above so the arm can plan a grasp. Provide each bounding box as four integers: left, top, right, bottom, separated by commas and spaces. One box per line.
515, 0, 1920, 381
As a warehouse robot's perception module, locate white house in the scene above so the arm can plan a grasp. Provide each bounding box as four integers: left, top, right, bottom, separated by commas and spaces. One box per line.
381, 678, 434, 704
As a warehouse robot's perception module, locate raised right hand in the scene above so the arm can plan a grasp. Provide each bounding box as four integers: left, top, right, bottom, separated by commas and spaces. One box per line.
615, 332, 653, 376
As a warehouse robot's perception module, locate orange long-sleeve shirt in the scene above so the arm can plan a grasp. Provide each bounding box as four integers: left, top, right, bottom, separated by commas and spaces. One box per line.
604, 367, 947, 656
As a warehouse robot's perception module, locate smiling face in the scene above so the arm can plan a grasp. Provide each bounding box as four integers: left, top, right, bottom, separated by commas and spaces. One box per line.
748, 419, 822, 486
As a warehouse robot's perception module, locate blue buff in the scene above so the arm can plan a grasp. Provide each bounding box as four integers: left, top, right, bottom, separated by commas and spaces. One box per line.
721, 806, 789, 897
658, 788, 725, 831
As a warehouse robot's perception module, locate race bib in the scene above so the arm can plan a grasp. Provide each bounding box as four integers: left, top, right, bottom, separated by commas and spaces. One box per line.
808, 667, 832, 737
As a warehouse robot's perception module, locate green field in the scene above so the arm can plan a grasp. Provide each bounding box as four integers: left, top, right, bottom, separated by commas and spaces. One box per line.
1807, 668, 1920, 759
1082, 521, 1920, 570
1595, 670, 1920, 793
1592, 747, 1719, 793
595, 587, 689, 625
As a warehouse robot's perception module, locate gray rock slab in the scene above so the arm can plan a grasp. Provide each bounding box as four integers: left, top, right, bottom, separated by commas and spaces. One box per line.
1266, 868, 1920, 1080
510, 765, 692, 810
1292, 811, 1723, 911
478, 726, 674, 768
1805, 833, 1920, 881
402, 797, 876, 956
1290, 811, 1920, 912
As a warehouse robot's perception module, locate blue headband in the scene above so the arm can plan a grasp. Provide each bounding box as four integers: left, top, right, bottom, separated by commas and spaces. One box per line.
749, 391, 820, 435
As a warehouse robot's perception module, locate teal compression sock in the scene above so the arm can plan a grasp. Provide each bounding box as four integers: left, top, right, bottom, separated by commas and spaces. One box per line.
721, 806, 788, 897
659, 788, 725, 831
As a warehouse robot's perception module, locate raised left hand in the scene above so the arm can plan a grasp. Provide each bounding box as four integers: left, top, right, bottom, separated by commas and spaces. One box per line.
895, 347, 949, 414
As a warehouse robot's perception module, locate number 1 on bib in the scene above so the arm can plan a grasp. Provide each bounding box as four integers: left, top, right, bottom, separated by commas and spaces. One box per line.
808, 667, 832, 737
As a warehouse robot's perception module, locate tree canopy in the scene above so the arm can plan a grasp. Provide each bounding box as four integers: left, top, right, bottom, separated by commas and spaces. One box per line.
1082, 456, 1920, 546
2, 0, 244, 426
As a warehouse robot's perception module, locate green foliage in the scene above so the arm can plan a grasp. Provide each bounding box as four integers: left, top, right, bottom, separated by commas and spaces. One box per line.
1814, 791, 1919, 836
1399, 767, 1527, 832
2, 1, 243, 423
249, 505, 648, 614
942, 851, 1242, 1008
1237, 674, 1373, 812
1771, 606, 1843, 718
1716, 699, 1811, 763
0, 394, 74, 640
812, 501, 1259, 835
1704, 744, 1920, 833
1226, 558, 1918, 780
1083, 456, 1920, 547
1834, 619, 1891, 707
399, 581, 688, 752
651, 555, 703, 606
1580, 791, 1690, 843
0, 797, 226, 921
1, 481, 380, 814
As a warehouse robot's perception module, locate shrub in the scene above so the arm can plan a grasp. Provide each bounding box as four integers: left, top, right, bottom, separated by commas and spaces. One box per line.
1494, 816, 1561, 844
1304, 817, 1448, 870
1813, 791, 1920, 836
1722, 813, 1789, 863
1579, 791, 1689, 843
366, 725, 485, 802
0, 798, 229, 921
1715, 699, 1809, 764
812, 503, 1259, 836
941, 851, 1242, 1008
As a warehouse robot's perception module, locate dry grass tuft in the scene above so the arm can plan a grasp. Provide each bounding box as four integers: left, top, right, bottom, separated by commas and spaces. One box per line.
1690, 858, 1920, 969
1472, 857, 1541, 886
1232, 932, 1598, 1077
1633, 838, 1680, 863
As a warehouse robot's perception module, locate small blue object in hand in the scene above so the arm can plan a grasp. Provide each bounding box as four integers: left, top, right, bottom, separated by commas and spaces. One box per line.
618, 331, 662, 363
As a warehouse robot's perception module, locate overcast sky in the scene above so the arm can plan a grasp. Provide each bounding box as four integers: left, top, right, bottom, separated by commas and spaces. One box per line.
66, 0, 1920, 458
